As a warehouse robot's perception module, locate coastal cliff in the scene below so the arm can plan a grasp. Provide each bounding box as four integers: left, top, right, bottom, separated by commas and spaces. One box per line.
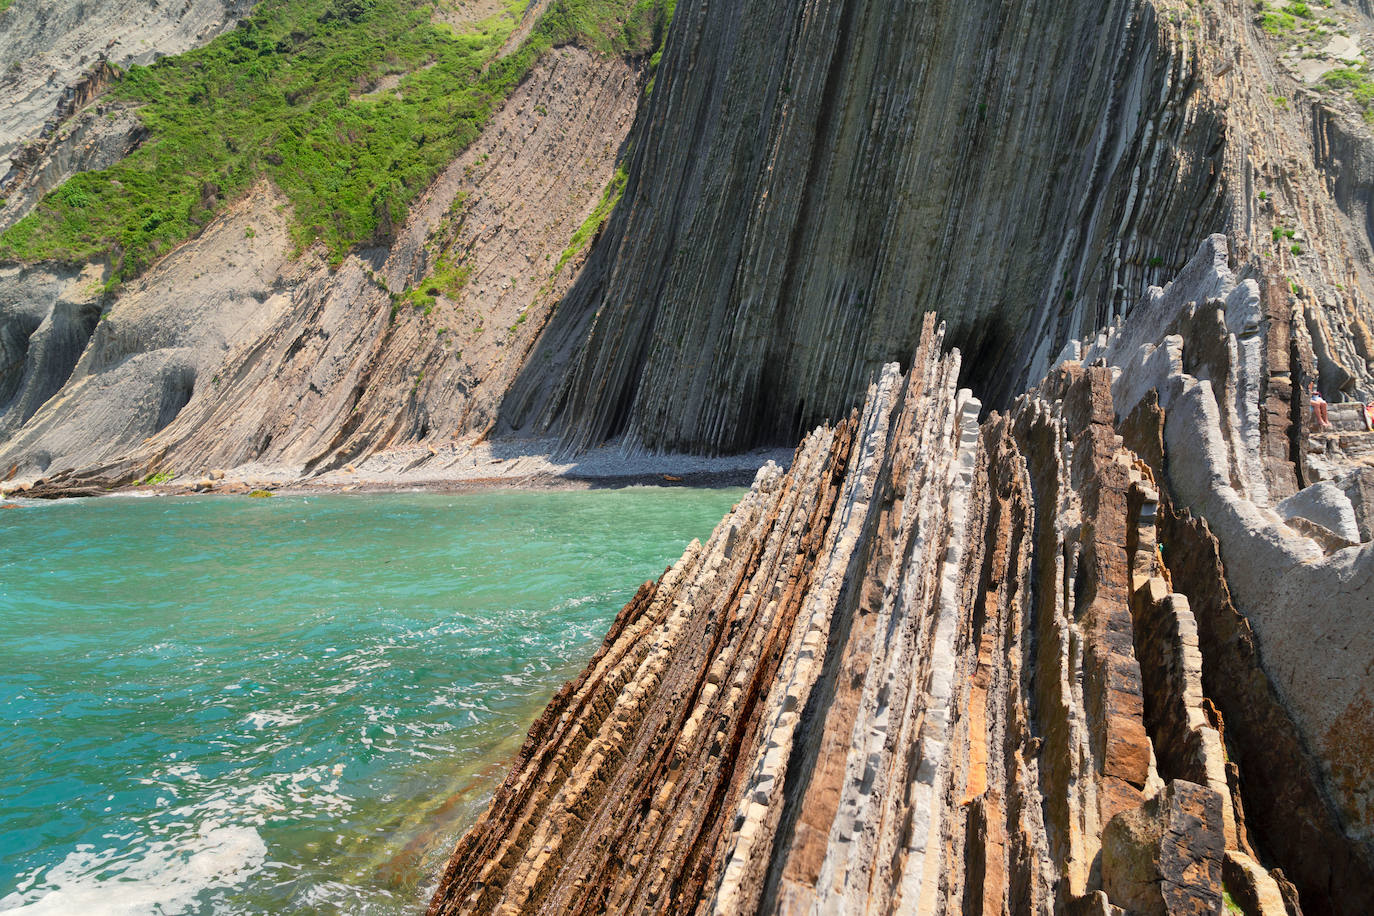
497, 0, 1374, 455
1, 1, 1374, 911
431, 240, 1374, 914
2, 0, 1373, 489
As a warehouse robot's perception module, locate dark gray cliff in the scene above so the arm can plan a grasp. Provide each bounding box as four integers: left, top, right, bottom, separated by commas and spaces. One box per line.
500, 0, 1227, 453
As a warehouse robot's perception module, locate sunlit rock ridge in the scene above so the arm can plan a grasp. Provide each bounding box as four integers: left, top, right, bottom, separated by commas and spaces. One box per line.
435, 243, 1374, 914
1, 0, 1374, 911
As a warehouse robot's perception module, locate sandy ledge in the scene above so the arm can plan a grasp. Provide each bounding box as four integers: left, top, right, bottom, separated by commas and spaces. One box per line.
1, 438, 795, 501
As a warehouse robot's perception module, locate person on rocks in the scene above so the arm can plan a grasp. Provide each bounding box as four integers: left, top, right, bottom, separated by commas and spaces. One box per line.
1364, 400, 1374, 431
1310, 381, 1331, 430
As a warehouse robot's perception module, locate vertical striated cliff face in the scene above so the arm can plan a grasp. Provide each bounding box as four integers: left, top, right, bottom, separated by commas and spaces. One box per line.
499, 0, 1374, 458
430, 239, 1374, 914
499, 0, 1231, 453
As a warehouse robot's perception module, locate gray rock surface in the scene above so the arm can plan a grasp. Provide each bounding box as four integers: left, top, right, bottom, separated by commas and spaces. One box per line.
0, 102, 145, 233
1078, 235, 1374, 901
0, 186, 295, 478
1276, 480, 1362, 544
0, 0, 250, 169
501, 0, 1230, 453
0, 263, 101, 448
493, 0, 1374, 457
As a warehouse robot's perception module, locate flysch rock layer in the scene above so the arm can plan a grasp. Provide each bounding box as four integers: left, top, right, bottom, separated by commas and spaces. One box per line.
430, 239, 1374, 915
7, 0, 1374, 496
498, 0, 1374, 456
0, 47, 640, 487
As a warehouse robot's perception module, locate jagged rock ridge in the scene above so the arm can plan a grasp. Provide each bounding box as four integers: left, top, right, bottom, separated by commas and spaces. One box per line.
430, 239, 1374, 914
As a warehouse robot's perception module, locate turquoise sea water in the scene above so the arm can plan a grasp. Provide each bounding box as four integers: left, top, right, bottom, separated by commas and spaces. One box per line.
0, 487, 742, 914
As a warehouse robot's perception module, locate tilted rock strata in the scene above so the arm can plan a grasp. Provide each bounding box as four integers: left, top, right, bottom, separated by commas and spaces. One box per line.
0, 102, 146, 236
0, 48, 639, 486
432, 239, 1374, 914
499, 0, 1374, 457
500, 0, 1230, 453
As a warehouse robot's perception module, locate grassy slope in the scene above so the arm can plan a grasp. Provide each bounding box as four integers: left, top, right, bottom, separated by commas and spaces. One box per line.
0, 0, 671, 286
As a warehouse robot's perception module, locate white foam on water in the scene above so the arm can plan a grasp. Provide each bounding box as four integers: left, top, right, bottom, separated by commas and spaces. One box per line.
242, 707, 307, 730
0, 822, 267, 914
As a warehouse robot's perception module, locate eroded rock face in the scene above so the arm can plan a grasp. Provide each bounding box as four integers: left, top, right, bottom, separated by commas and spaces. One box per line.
500, 0, 1229, 454
6, 0, 1374, 496
0, 0, 251, 169
430, 239, 1374, 914
496, 0, 1374, 458
0, 48, 641, 485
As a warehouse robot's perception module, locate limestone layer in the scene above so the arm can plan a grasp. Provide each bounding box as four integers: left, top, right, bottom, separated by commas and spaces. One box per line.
499, 0, 1374, 456
0, 48, 639, 486
431, 239, 1374, 915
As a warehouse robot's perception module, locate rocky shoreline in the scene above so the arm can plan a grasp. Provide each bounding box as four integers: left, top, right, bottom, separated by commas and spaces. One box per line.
427, 240, 1374, 915
0, 441, 790, 500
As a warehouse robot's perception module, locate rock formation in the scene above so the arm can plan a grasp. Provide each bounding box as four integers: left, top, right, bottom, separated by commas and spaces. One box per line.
498, 0, 1374, 455
1, 1, 1373, 909
431, 239, 1374, 914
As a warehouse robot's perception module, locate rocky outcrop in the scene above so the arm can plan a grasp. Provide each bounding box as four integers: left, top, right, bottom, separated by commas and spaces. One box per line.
0, 56, 146, 234
0, 0, 251, 170
430, 238, 1374, 914
0, 1, 1367, 907
0, 48, 641, 485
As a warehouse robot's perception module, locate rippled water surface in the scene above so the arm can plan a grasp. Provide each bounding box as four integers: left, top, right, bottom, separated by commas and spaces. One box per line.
0, 487, 743, 914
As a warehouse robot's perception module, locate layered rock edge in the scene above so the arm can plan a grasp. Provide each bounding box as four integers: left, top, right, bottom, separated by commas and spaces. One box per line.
429, 237, 1374, 915
500, 0, 1374, 456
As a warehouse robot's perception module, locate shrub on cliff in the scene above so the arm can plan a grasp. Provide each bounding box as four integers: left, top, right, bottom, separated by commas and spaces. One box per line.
0, 0, 673, 287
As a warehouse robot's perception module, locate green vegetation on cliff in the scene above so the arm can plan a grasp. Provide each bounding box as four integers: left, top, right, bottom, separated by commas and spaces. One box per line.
0, 0, 671, 285
556, 163, 628, 276
1322, 66, 1374, 125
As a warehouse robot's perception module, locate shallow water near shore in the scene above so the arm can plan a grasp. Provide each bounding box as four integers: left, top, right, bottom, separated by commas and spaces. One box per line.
0, 487, 743, 914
